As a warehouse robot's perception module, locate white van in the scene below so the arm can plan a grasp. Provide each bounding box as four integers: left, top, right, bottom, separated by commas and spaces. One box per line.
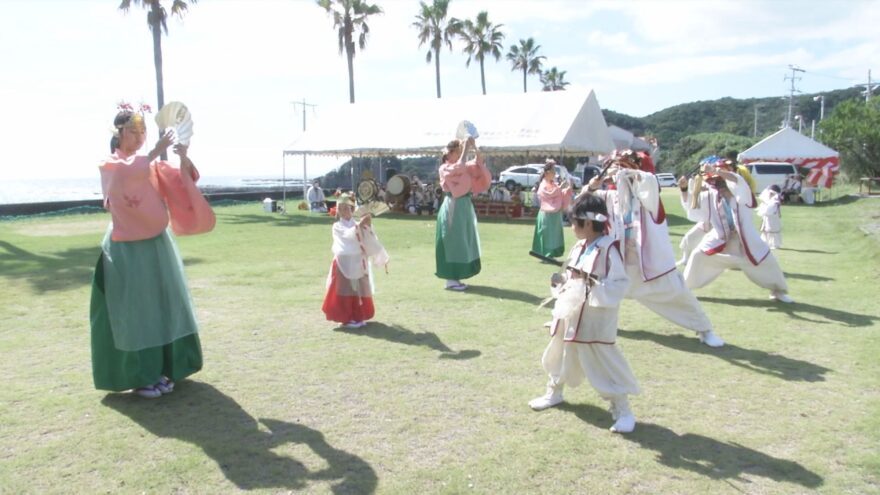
743, 161, 800, 192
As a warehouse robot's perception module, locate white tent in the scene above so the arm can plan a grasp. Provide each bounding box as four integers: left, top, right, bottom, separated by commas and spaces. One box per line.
738, 127, 840, 188
283, 88, 614, 157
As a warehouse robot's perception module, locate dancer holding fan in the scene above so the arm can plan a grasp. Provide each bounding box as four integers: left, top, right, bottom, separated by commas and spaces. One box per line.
90, 102, 215, 399
435, 123, 491, 291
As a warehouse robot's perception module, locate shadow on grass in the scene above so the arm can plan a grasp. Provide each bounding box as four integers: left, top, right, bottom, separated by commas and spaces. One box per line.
102, 381, 377, 494
777, 247, 837, 254
0, 241, 206, 294
219, 212, 334, 227
0, 240, 98, 293
698, 296, 879, 328
805, 195, 859, 208
336, 322, 481, 360
558, 402, 823, 489
618, 329, 831, 382
461, 284, 544, 306
782, 271, 835, 282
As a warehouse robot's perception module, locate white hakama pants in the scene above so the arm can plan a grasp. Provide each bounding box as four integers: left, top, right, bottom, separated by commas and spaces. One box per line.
683, 233, 788, 293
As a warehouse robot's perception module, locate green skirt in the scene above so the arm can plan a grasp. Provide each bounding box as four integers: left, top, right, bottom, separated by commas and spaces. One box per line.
90, 234, 202, 392
435, 193, 481, 280
532, 210, 565, 258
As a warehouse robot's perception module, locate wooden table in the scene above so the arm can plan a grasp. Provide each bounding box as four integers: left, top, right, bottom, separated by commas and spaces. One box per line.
859, 177, 880, 195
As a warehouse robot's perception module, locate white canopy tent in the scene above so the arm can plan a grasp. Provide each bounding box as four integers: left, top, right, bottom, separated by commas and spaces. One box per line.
284, 88, 614, 158
281, 89, 614, 202
738, 127, 840, 188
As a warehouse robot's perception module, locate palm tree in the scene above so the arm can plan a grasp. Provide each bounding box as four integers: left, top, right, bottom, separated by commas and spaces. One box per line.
540, 67, 570, 91
118, 0, 196, 114
317, 0, 383, 104
412, 0, 461, 99
506, 38, 544, 93
459, 11, 505, 95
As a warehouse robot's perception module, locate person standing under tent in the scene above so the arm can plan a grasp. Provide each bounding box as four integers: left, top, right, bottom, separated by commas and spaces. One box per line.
435, 137, 491, 291
757, 184, 783, 249
678, 163, 794, 303
529, 193, 639, 434
585, 150, 724, 347
532, 159, 572, 258
307, 180, 327, 212
321, 193, 390, 328
91, 103, 216, 399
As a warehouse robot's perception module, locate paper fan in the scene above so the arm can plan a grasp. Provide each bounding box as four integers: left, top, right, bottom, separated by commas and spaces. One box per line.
455, 120, 479, 140
155, 101, 193, 145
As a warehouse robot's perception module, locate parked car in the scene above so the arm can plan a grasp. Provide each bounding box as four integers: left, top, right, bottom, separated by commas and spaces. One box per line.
742, 161, 800, 193
655, 172, 677, 187
498, 164, 582, 190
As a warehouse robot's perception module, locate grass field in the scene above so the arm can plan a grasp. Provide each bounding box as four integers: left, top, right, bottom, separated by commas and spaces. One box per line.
1, 189, 879, 494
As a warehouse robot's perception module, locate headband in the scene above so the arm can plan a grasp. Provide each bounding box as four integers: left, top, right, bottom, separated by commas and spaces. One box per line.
573, 211, 607, 222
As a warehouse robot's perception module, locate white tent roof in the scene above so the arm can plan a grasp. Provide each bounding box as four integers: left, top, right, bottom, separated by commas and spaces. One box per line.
283, 89, 614, 157
738, 126, 838, 162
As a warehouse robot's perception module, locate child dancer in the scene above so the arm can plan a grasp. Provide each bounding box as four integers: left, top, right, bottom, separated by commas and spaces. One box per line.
322, 193, 390, 328
529, 193, 639, 434
532, 159, 572, 258
757, 185, 783, 249
91, 103, 215, 399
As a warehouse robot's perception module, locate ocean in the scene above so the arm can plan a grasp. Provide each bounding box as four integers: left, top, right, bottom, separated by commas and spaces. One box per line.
0, 176, 306, 205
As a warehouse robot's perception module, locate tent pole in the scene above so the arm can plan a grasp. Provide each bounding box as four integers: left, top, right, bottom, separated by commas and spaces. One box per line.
303, 153, 308, 208
282, 153, 287, 215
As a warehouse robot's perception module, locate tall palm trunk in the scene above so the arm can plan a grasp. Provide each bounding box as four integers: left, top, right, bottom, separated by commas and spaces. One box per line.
522, 67, 527, 92
345, 24, 355, 103
346, 48, 355, 103
479, 59, 486, 95
434, 48, 441, 98
149, 2, 166, 158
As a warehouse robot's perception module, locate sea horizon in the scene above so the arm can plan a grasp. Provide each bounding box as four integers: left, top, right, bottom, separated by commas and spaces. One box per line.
0, 175, 308, 206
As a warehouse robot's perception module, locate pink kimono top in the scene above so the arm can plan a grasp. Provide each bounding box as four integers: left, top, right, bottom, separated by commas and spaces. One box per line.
99, 152, 216, 242
537, 180, 571, 213
439, 156, 491, 198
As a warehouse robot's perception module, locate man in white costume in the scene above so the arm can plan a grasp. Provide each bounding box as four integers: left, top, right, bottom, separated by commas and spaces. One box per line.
529, 193, 640, 434
678, 164, 793, 303
584, 151, 724, 347
307, 180, 327, 212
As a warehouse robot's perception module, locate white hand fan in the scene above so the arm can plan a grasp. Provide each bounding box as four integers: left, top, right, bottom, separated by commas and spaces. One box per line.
155, 101, 194, 145
455, 120, 479, 140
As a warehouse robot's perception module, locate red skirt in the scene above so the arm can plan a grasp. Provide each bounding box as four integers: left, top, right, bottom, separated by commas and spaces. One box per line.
321, 260, 375, 323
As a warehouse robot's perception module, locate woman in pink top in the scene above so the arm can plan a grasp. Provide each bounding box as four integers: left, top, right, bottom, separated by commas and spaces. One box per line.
435, 137, 492, 290
90, 104, 215, 399
531, 159, 572, 258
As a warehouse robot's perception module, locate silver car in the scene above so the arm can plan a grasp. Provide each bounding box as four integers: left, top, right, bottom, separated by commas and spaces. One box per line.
499, 164, 582, 190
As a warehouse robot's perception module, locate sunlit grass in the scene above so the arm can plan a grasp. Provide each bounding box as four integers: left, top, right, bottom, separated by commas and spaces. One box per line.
1, 190, 878, 493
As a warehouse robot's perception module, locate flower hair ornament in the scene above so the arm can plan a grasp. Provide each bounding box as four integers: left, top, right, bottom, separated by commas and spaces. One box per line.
112, 101, 152, 137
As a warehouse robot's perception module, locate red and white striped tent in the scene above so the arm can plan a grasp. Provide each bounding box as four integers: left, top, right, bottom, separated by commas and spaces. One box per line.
738, 127, 840, 188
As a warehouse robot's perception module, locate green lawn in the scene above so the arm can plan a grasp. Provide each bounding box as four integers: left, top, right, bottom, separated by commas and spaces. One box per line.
1, 189, 878, 494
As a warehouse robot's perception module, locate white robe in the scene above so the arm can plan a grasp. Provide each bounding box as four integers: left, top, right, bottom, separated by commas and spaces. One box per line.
757, 188, 782, 249
326, 218, 389, 295
540, 236, 640, 397
596, 170, 713, 333
680, 175, 788, 293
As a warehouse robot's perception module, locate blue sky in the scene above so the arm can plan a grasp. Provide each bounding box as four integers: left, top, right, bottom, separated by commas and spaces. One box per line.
2, 0, 877, 179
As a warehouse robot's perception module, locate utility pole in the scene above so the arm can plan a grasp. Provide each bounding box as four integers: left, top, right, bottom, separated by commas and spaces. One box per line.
784, 65, 804, 127
812, 94, 824, 141
291, 99, 318, 210
753, 104, 760, 137
860, 69, 876, 103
